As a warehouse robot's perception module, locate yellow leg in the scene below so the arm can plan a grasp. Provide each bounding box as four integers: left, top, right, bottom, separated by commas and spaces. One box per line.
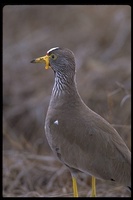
72, 176, 79, 197
91, 176, 96, 197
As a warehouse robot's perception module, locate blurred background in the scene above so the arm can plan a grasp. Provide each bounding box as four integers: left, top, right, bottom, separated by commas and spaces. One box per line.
3, 5, 131, 197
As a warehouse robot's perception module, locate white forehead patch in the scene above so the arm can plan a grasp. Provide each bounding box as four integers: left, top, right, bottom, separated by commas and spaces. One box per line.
54, 120, 59, 125
47, 47, 59, 54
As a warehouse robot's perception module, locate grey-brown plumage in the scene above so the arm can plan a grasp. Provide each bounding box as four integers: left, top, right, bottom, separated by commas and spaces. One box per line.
31, 47, 131, 195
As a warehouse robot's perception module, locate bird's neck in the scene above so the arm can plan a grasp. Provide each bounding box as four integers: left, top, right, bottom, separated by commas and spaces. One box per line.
50, 72, 81, 106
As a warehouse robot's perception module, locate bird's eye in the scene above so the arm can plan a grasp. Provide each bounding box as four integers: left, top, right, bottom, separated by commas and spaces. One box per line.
50, 54, 57, 60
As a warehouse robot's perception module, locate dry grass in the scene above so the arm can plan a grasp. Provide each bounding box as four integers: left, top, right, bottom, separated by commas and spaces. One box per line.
3, 5, 131, 197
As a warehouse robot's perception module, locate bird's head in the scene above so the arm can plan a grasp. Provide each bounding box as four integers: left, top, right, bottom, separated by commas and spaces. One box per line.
31, 47, 76, 75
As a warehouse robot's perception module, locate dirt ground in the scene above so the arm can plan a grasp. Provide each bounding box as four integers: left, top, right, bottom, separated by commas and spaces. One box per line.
3, 5, 131, 197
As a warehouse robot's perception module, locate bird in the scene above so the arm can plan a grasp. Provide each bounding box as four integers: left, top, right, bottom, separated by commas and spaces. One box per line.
31, 47, 131, 197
